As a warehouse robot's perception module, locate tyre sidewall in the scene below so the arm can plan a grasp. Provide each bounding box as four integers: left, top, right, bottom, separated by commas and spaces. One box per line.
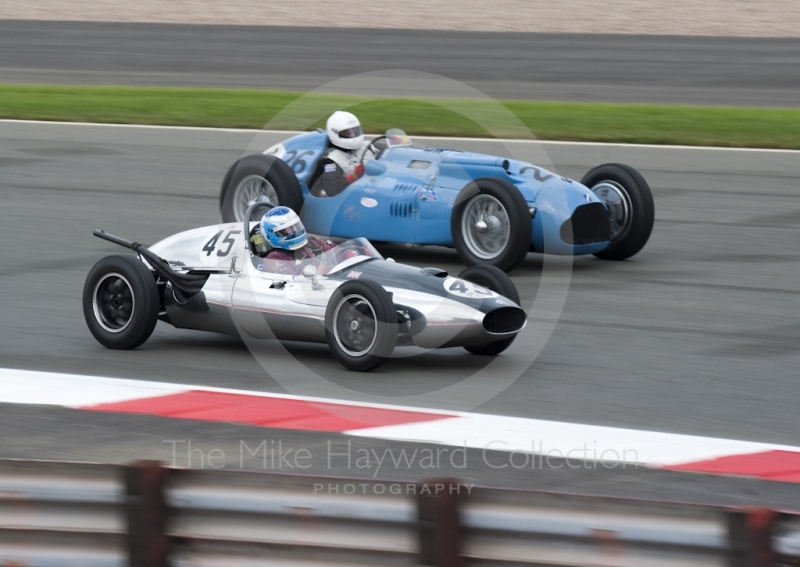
582, 163, 654, 260
457, 265, 520, 304
220, 155, 304, 222
451, 177, 532, 272
324, 280, 397, 372
83, 255, 159, 349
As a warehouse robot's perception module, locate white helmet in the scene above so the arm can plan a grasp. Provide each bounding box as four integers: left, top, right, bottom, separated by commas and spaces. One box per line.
326, 111, 364, 150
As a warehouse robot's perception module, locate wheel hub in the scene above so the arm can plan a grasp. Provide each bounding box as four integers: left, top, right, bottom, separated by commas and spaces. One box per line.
92, 273, 135, 334
474, 215, 501, 234
333, 295, 378, 358
461, 195, 511, 260
590, 180, 632, 241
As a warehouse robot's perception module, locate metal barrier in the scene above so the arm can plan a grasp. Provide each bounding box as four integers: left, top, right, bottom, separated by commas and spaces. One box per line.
0, 459, 798, 566
0, 460, 126, 567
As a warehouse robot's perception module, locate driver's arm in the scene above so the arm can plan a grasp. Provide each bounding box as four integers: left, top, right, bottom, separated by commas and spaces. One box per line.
346, 163, 365, 184
265, 249, 295, 262
306, 236, 336, 255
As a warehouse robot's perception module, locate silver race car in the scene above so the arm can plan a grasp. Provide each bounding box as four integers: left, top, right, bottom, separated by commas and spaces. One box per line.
83, 207, 526, 371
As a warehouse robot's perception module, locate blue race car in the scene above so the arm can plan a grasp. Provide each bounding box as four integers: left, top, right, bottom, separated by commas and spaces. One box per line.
219, 129, 654, 272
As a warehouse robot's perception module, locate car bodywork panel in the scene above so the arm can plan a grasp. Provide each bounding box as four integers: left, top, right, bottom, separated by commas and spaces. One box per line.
148, 224, 526, 349
265, 131, 611, 255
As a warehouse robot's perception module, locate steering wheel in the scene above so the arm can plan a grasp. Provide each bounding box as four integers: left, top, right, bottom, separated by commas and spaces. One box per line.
360, 135, 389, 165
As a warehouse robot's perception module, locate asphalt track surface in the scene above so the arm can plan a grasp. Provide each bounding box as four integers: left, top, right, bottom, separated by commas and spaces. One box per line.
1, 121, 800, 504
1, 21, 800, 106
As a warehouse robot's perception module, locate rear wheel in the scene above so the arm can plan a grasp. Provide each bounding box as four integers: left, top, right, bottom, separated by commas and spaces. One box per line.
220, 154, 304, 222
581, 164, 654, 260
325, 280, 398, 372
458, 265, 521, 356
83, 255, 159, 349
451, 178, 531, 273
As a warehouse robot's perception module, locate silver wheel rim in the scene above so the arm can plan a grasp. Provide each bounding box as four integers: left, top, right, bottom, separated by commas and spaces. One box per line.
92, 273, 135, 333
461, 194, 511, 260
333, 294, 378, 358
590, 180, 632, 241
232, 174, 279, 221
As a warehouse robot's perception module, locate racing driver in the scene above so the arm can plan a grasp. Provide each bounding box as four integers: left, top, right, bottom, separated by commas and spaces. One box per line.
251, 206, 335, 263
311, 110, 373, 197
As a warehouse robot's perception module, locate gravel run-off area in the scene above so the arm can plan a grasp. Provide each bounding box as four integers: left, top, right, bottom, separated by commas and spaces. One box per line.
1, 0, 798, 37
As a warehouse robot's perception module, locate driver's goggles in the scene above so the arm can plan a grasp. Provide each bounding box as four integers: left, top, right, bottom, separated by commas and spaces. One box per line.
338, 126, 363, 139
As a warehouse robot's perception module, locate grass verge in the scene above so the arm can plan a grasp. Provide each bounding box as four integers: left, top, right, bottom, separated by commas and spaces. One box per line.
1, 84, 799, 149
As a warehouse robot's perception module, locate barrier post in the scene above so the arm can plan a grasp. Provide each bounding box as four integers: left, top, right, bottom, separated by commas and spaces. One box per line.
125, 460, 170, 567
728, 507, 777, 567
417, 478, 462, 567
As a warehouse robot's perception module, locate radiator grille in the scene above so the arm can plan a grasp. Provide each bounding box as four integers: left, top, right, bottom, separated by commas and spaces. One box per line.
559, 203, 612, 245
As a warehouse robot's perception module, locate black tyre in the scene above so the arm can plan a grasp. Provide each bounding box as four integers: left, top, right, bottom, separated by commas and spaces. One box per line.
83, 255, 159, 349
451, 177, 532, 273
581, 163, 654, 261
325, 280, 398, 372
220, 154, 304, 222
458, 265, 521, 356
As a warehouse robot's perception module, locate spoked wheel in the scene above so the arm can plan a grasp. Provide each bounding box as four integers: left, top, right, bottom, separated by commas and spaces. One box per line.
581, 163, 655, 260
325, 280, 397, 372
220, 154, 304, 222
231, 175, 280, 220
452, 178, 531, 273
83, 255, 159, 349
462, 194, 511, 259
458, 265, 521, 356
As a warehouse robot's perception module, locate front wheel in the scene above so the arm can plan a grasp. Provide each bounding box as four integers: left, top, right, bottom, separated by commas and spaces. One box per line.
325, 280, 398, 372
83, 255, 160, 349
581, 164, 654, 260
220, 154, 304, 223
451, 178, 532, 273
458, 265, 521, 356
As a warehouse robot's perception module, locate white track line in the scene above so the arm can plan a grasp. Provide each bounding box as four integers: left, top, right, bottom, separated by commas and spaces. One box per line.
0, 368, 188, 407
2, 119, 797, 154
347, 417, 798, 467
2, 368, 799, 467
0, 368, 460, 415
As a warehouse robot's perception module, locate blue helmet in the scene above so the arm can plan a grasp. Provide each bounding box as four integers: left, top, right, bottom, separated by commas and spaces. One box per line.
260, 206, 308, 251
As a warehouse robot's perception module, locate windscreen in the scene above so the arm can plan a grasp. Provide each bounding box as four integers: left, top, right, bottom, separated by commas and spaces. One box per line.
386, 128, 412, 147
298, 237, 383, 275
